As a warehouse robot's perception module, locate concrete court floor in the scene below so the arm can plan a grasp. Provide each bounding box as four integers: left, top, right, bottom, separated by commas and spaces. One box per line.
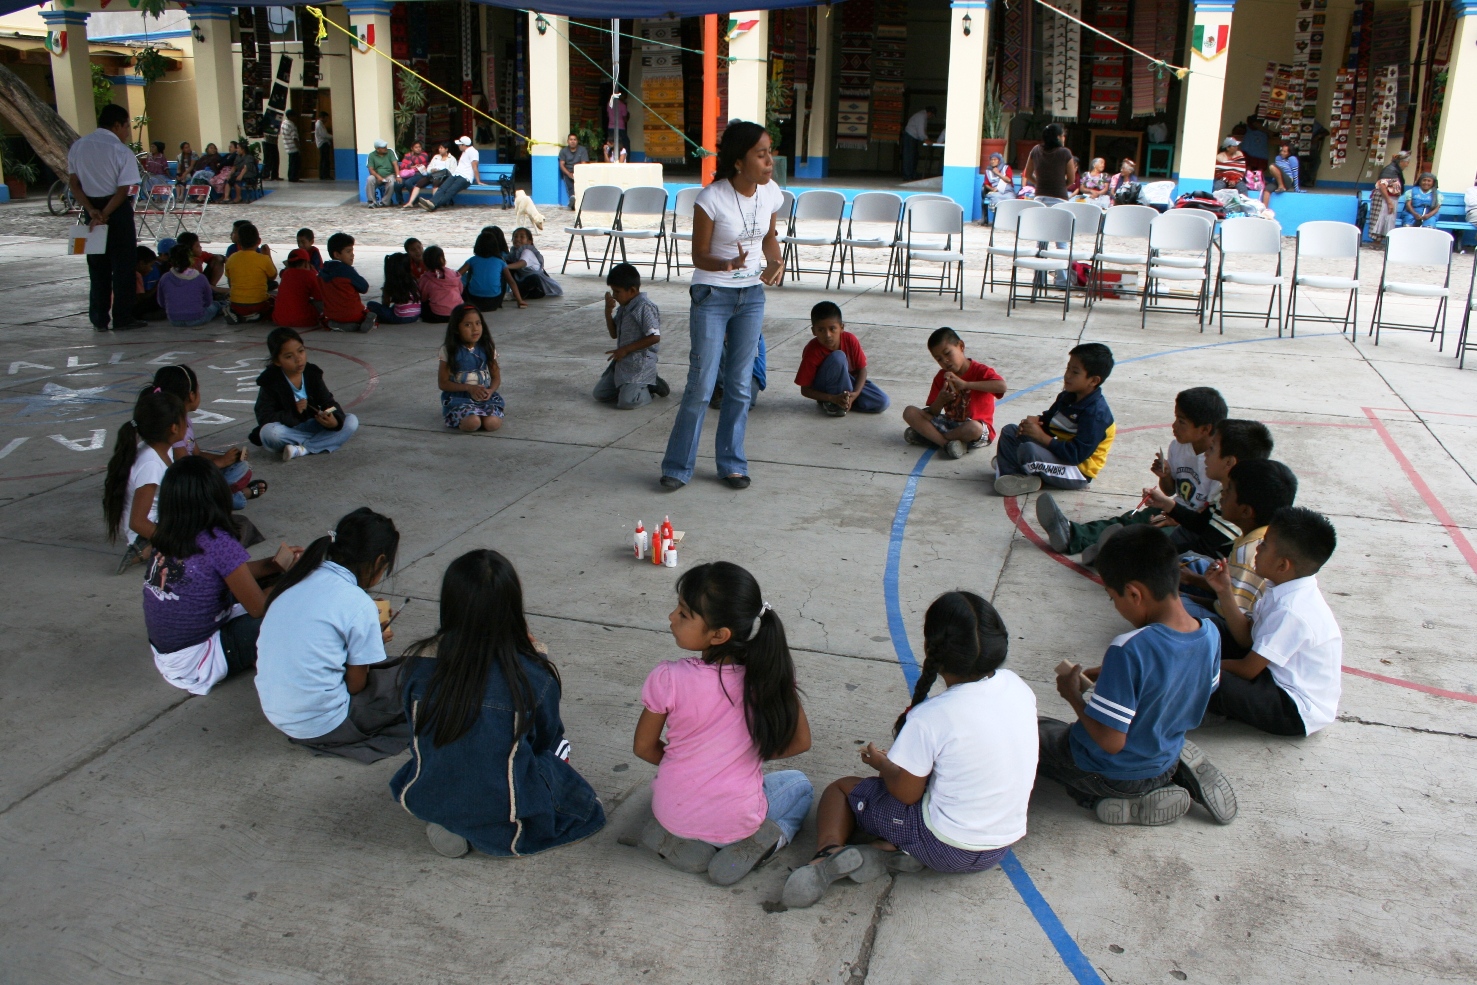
0, 224, 1475, 985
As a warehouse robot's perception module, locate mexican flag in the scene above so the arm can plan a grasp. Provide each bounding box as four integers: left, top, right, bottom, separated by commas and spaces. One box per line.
1193, 24, 1229, 60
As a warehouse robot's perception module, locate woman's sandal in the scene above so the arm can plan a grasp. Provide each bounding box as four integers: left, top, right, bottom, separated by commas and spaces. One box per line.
245, 479, 268, 500
847, 845, 925, 884
780, 845, 863, 909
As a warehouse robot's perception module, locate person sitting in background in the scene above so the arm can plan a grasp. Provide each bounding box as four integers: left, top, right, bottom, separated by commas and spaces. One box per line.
983, 153, 1015, 218
189, 143, 224, 185
403, 142, 452, 210
142, 141, 171, 193
420, 136, 479, 212
1398, 173, 1441, 228
1270, 141, 1301, 193
1213, 138, 1246, 191
1077, 158, 1112, 209
175, 142, 196, 188
365, 140, 398, 207
1366, 174, 1402, 245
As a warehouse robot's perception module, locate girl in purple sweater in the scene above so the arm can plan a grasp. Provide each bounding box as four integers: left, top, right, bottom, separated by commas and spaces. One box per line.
157, 244, 224, 327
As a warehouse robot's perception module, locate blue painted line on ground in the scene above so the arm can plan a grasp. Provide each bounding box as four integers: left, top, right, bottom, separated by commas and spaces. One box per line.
1000, 851, 1107, 985
880, 330, 1340, 981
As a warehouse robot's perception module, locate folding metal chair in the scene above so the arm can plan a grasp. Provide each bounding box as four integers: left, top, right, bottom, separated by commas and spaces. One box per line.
1370, 226, 1453, 349
981, 199, 1044, 296
666, 186, 701, 279
1211, 218, 1285, 335
899, 199, 965, 309
604, 185, 668, 280
780, 189, 846, 287
1287, 220, 1362, 337
170, 184, 211, 236
1140, 210, 1215, 329
836, 191, 902, 289
1087, 204, 1156, 306
1456, 256, 1477, 368
561, 184, 623, 274
134, 183, 175, 239
1006, 207, 1076, 319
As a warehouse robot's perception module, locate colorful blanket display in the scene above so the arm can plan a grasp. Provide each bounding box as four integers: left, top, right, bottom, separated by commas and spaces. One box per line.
1369, 6, 1409, 144
1130, 0, 1157, 118
999, 0, 1033, 115
1153, 0, 1175, 113
1328, 0, 1371, 168
836, 0, 874, 150
1283, 0, 1328, 157
515, 12, 527, 140
1042, 0, 1083, 122
569, 20, 610, 135
296, 7, 320, 120
239, 8, 264, 138
1416, 6, 1454, 172
871, 1, 907, 143
1090, 0, 1129, 125
639, 18, 685, 162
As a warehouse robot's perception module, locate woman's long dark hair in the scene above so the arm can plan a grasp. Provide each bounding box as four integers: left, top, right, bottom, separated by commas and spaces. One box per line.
1042, 123, 1064, 150
408, 549, 558, 747
266, 507, 399, 608
894, 591, 1009, 736
677, 562, 798, 760
441, 305, 494, 369
104, 387, 186, 542
716, 120, 769, 183
151, 457, 234, 558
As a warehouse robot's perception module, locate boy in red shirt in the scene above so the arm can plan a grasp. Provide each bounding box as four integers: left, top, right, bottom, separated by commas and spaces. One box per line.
272, 249, 324, 328
902, 327, 1007, 459
794, 301, 890, 417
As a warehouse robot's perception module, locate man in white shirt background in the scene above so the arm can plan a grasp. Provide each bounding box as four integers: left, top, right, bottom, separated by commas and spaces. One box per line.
901, 105, 936, 182
422, 136, 479, 211
315, 112, 334, 180
279, 113, 301, 183
67, 103, 145, 332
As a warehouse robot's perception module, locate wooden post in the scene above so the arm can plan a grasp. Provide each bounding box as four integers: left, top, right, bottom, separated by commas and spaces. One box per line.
702, 14, 717, 185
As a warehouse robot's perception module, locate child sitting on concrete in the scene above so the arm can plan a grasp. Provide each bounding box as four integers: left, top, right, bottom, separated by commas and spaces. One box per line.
993, 343, 1115, 496
1035, 387, 1227, 559
594, 263, 668, 410
224, 222, 277, 323
271, 249, 323, 329
1037, 525, 1236, 826
1203, 506, 1342, 736
794, 301, 889, 417
318, 232, 376, 333
901, 327, 1005, 459
1140, 418, 1275, 563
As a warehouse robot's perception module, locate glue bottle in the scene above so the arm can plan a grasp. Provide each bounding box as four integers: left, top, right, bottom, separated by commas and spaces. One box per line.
664, 540, 678, 567
634, 520, 648, 560
661, 515, 674, 546
652, 525, 665, 565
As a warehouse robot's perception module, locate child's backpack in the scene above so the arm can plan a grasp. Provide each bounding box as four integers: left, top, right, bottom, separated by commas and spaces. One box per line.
1173, 191, 1226, 220
1113, 181, 1142, 205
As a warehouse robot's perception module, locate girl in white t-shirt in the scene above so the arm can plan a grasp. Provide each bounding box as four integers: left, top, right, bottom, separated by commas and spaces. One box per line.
659, 121, 786, 492
104, 386, 188, 568
782, 592, 1039, 908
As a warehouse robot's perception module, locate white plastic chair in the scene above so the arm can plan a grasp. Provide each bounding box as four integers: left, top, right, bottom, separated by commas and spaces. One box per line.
1006, 207, 1076, 319
666, 186, 701, 278
1088, 204, 1156, 306
778, 189, 797, 234
561, 184, 623, 274
836, 191, 902, 289
1287, 220, 1361, 337
780, 189, 847, 287
1211, 218, 1285, 335
1140, 210, 1215, 329
1370, 226, 1453, 349
900, 199, 965, 309
605, 186, 668, 280
1042, 201, 1104, 298
980, 199, 1044, 296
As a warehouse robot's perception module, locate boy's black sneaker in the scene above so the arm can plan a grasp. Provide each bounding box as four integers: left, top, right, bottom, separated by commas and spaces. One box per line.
1094, 785, 1190, 826
650, 377, 671, 398
903, 427, 929, 447
1035, 493, 1072, 553
1174, 740, 1238, 824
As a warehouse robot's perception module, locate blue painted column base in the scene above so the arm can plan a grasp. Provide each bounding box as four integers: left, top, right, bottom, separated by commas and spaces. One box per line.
792, 156, 829, 179
532, 154, 561, 207
1174, 176, 1213, 195
942, 165, 985, 222
336, 148, 358, 185
0, 185, 10, 204
356, 153, 369, 202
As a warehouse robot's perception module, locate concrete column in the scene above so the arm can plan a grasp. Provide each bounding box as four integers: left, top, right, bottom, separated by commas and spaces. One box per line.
344, 0, 394, 202
38, 8, 94, 136
727, 11, 769, 125
1173, 0, 1235, 191
321, 5, 357, 182
111, 75, 150, 148
795, 5, 833, 179
1432, 0, 1477, 188
185, 8, 236, 152
942, 1, 990, 219
528, 12, 569, 206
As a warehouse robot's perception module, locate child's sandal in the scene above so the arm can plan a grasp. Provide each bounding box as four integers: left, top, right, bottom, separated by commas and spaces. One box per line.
780, 845, 863, 909
848, 845, 924, 883
245, 480, 268, 500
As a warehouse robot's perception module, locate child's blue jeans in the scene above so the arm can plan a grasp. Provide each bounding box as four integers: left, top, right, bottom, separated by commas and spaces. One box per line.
810, 348, 890, 413
366, 300, 419, 324
257, 415, 359, 455
170, 301, 224, 327
222, 459, 250, 510
730, 770, 813, 847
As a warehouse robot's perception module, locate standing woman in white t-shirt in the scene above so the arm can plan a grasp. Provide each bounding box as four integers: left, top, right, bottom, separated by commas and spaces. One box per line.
660, 122, 786, 490
782, 591, 1039, 908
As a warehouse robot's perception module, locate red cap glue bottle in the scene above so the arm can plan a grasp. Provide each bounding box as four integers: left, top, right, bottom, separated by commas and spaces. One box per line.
661, 515, 674, 546
653, 526, 665, 565
634, 520, 648, 560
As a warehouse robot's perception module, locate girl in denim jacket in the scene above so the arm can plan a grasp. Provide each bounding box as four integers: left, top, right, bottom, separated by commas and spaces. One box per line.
390, 550, 604, 858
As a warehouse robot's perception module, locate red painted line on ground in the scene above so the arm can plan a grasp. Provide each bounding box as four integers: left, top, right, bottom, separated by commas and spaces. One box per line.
1361, 406, 1477, 578
1116, 421, 1374, 435
1341, 665, 1477, 704
309, 348, 379, 409
1003, 496, 1103, 585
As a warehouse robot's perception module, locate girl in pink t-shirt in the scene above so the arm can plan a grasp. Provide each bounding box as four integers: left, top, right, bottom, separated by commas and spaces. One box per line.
633, 561, 813, 886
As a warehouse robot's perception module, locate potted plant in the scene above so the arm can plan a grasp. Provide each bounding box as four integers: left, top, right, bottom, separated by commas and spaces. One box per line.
980, 76, 1006, 173
0, 141, 39, 200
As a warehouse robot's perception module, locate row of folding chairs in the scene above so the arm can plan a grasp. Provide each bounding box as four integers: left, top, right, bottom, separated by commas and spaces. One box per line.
133, 182, 211, 238
562, 185, 671, 279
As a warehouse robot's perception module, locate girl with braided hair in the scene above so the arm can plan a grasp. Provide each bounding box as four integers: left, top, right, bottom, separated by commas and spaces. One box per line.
782, 592, 1038, 909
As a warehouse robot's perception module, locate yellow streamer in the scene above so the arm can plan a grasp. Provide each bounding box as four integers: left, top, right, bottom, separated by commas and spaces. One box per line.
302, 5, 558, 148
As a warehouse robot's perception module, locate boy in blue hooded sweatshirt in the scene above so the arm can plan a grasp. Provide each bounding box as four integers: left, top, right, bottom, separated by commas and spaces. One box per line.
992, 342, 1115, 496
318, 232, 377, 333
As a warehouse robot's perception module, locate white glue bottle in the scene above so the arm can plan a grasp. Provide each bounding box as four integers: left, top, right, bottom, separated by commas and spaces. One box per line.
663, 541, 678, 567
634, 520, 648, 560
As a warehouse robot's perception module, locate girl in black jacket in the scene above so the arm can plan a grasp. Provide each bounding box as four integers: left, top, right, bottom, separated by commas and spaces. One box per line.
250, 327, 360, 461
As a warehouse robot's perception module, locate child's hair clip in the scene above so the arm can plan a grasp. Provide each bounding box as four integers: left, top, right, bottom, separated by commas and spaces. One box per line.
327, 529, 337, 543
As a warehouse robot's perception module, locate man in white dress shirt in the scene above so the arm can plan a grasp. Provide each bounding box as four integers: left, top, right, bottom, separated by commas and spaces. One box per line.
901, 106, 936, 181
422, 136, 479, 211
67, 103, 144, 332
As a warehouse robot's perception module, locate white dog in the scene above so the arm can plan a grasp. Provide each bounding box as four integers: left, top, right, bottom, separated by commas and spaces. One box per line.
514, 189, 545, 231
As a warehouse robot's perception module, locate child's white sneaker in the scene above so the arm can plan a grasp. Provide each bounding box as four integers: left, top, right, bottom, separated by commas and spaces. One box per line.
280, 443, 307, 462
425, 822, 470, 858
224, 308, 239, 324
994, 473, 1042, 496
944, 439, 967, 460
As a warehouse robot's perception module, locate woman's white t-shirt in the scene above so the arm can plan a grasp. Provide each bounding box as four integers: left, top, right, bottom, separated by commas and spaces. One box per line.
886, 669, 1039, 851
126, 444, 172, 529
691, 178, 785, 288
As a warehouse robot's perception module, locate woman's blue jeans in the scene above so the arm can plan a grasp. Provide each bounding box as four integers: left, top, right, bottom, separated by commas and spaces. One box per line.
661, 283, 766, 483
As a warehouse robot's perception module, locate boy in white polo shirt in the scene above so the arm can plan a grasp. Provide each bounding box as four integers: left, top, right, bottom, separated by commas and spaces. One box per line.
1204, 506, 1342, 736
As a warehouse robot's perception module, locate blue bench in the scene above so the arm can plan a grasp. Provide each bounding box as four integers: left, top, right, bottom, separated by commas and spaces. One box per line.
457, 163, 516, 207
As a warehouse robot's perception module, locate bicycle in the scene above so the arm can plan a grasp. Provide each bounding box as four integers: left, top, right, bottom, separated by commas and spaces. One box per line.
48, 178, 79, 217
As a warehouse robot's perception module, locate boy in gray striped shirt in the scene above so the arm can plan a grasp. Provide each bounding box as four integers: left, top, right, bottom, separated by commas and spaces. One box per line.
595, 263, 669, 409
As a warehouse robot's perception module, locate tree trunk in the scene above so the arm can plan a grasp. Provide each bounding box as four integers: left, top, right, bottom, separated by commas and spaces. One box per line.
0, 62, 80, 176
